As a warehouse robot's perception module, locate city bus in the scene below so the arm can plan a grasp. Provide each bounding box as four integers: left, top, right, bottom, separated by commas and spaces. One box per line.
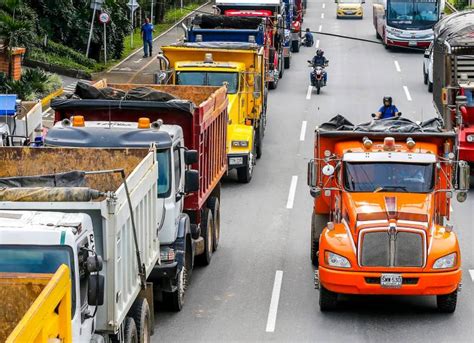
373, 0, 444, 49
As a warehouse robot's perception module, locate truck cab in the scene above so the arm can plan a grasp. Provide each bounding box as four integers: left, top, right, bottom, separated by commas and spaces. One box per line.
159, 44, 266, 183
0, 211, 101, 342
307, 118, 470, 313
45, 118, 200, 311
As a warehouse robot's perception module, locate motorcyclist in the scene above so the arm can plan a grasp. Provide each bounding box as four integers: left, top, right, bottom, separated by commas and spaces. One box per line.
374, 96, 401, 119
304, 28, 314, 47
311, 49, 328, 85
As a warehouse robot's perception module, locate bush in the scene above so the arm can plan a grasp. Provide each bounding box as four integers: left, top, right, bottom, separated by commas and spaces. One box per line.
29, 48, 93, 73
43, 41, 96, 69
0, 68, 63, 100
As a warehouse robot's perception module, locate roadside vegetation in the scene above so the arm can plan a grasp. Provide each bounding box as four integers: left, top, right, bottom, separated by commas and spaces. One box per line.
0, 0, 205, 77
0, 68, 62, 100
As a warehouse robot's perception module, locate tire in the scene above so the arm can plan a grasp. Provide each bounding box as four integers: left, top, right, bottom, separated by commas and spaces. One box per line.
237, 138, 255, 183
124, 317, 139, 343
291, 40, 300, 53
256, 127, 263, 159
279, 56, 284, 78
376, 30, 381, 39
437, 290, 458, 313
196, 208, 213, 265
319, 285, 338, 312
207, 196, 220, 251
164, 250, 189, 311
284, 56, 290, 69
311, 213, 328, 266
423, 69, 428, 85
269, 78, 278, 90
129, 298, 151, 343
428, 81, 433, 93
316, 86, 321, 94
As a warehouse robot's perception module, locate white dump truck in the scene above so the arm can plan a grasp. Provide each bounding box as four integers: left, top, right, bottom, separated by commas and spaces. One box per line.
0, 146, 162, 342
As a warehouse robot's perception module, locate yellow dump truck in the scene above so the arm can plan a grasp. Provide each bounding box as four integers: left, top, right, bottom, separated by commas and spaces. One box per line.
0, 265, 71, 342
158, 42, 267, 183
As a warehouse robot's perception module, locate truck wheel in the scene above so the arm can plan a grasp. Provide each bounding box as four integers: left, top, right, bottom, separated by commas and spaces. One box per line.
284, 56, 290, 69
269, 77, 278, 90
437, 290, 458, 313
124, 317, 139, 343
129, 298, 151, 343
207, 196, 220, 251
319, 285, 338, 312
256, 127, 263, 159
423, 68, 428, 85
197, 208, 213, 265
237, 142, 255, 183
428, 81, 433, 93
164, 251, 189, 311
311, 213, 328, 266
279, 55, 284, 78
292, 40, 300, 53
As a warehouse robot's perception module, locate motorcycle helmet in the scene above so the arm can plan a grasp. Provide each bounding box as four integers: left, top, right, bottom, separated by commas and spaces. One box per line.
383, 96, 392, 106
316, 49, 324, 56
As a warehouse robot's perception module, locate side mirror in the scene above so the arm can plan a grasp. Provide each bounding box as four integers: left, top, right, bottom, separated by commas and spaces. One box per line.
253, 91, 261, 99
307, 159, 318, 187
424, 50, 430, 58
88, 274, 105, 306
185, 169, 199, 193
86, 255, 103, 273
457, 161, 470, 202
184, 149, 198, 165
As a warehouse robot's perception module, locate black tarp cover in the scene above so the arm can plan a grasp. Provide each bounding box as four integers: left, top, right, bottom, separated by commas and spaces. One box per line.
74, 82, 176, 102
0, 171, 86, 188
434, 10, 474, 49
319, 115, 445, 133
192, 14, 263, 29
171, 41, 259, 50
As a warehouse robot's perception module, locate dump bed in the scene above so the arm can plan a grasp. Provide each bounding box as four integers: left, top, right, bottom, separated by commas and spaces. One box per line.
51, 81, 227, 212
0, 147, 161, 334
0, 265, 71, 343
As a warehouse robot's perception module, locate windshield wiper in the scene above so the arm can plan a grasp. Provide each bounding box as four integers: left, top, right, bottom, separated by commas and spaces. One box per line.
374, 186, 408, 193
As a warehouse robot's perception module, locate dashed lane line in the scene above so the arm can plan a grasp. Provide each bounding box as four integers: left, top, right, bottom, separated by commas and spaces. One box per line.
318, 25, 322, 32
322, 3, 326, 8
316, 40, 320, 48
306, 85, 312, 100
265, 270, 283, 333
321, 13, 325, 19
394, 60, 401, 72
469, 270, 474, 282
300, 121, 307, 141
403, 85, 412, 101
134, 58, 143, 64
286, 176, 298, 209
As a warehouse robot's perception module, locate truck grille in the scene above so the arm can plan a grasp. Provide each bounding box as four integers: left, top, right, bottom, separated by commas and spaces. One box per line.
360, 230, 424, 267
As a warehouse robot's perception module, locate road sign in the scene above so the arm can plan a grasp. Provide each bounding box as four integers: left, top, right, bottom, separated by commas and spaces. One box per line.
99, 12, 110, 24
90, 0, 104, 10
127, 0, 140, 12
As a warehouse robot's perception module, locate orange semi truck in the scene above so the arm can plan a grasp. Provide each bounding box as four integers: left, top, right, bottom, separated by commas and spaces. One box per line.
307, 116, 470, 313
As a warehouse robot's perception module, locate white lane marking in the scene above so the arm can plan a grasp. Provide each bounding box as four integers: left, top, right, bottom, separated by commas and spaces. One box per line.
321, 13, 325, 19
322, 3, 326, 8
286, 176, 298, 209
42, 107, 52, 118
306, 85, 312, 100
300, 121, 307, 141
266, 270, 283, 333
134, 58, 143, 64
403, 85, 412, 101
318, 25, 322, 32
394, 60, 401, 72
469, 270, 474, 282
316, 40, 320, 48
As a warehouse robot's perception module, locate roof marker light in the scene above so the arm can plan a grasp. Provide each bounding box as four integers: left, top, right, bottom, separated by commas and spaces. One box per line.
383, 137, 395, 151
72, 115, 85, 127
362, 136, 373, 149
204, 53, 213, 63
138, 117, 151, 129
406, 137, 416, 149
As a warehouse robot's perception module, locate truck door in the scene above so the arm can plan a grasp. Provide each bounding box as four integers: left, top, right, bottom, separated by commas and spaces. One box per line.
173, 142, 184, 213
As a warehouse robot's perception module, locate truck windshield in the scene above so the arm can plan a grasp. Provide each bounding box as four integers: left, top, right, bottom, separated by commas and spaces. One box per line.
0, 245, 76, 314
388, 0, 439, 29
157, 149, 171, 198
344, 162, 435, 193
176, 71, 239, 94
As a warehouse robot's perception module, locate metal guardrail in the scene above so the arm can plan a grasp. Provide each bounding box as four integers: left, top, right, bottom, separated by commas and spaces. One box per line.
445, 1, 458, 13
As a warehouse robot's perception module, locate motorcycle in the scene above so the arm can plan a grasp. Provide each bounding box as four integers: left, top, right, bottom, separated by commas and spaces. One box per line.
308, 60, 328, 94
302, 36, 314, 47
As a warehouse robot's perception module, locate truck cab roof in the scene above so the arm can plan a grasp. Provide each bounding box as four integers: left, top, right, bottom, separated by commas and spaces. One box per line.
46, 121, 177, 149
175, 61, 245, 71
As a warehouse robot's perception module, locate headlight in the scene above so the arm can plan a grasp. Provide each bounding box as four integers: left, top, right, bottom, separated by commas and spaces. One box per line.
433, 253, 457, 269
232, 140, 249, 147
325, 251, 351, 268
467, 134, 474, 143
160, 247, 175, 262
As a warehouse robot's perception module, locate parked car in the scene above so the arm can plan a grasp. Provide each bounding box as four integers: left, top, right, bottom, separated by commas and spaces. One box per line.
423, 42, 434, 92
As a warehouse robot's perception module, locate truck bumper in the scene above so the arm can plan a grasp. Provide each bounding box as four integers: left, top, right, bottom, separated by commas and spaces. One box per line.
319, 266, 462, 296
150, 261, 178, 280
227, 153, 249, 171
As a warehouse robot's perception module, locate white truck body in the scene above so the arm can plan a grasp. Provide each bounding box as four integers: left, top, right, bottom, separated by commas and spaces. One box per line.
0, 148, 161, 340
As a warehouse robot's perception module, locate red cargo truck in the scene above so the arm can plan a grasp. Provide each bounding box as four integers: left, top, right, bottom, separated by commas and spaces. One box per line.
50, 80, 228, 309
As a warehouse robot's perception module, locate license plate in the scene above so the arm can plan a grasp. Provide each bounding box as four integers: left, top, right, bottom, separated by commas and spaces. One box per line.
229, 157, 243, 165
381, 274, 402, 288
345, 11, 354, 14
408, 41, 417, 46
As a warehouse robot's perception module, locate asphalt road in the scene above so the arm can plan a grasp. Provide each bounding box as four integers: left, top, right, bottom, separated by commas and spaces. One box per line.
147, 0, 474, 341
